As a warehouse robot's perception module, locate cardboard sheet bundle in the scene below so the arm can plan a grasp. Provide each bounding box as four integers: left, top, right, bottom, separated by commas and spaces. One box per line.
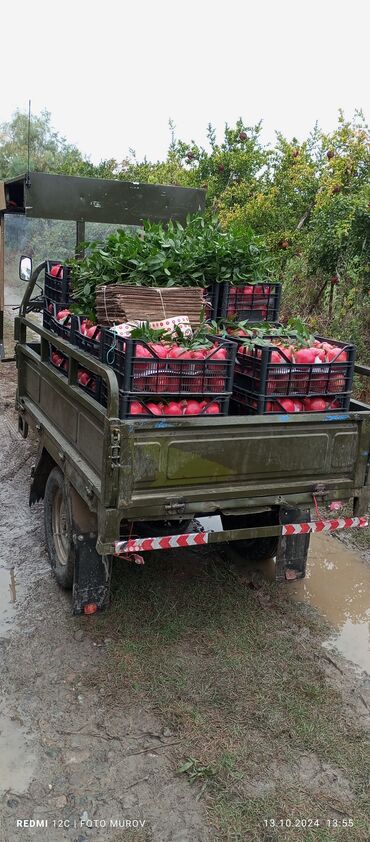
96, 285, 207, 327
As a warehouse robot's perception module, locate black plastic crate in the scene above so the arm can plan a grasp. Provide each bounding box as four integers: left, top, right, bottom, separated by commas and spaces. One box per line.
101, 330, 236, 395
205, 281, 223, 319
231, 388, 350, 415
101, 388, 230, 418
218, 282, 281, 322
45, 261, 72, 304
43, 301, 73, 341
233, 334, 355, 413
73, 319, 102, 358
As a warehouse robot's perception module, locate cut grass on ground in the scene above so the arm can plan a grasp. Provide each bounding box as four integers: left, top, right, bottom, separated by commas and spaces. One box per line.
85, 549, 370, 842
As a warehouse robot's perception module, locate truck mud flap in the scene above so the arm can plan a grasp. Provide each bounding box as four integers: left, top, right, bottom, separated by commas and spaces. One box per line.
276, 507, 311, 582
72, 535, 112, 615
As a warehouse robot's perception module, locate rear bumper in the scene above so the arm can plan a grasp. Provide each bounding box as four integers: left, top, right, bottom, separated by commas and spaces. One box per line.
108, 515, 368, 557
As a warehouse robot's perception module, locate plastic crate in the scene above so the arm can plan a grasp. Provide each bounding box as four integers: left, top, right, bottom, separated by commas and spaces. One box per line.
45, 261, 72, 304
43, 301, 73, 341
232, 334, 355, 414
100, 388, 230, 418
218, 282, 281, 322
101, 330, 236, 396
231, 389, 350, 415
73, 319, 102, 358
205, 281, 223, 319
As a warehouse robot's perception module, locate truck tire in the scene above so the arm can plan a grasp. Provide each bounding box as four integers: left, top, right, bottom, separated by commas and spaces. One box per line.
44, 467, 75, 589
222, 512, 279, 563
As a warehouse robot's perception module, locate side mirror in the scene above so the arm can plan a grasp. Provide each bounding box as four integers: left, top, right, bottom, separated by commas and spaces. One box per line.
19, 255, 32, 282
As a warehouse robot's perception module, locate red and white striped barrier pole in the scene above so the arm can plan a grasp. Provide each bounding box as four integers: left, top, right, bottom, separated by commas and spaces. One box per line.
114, 516, 368, 556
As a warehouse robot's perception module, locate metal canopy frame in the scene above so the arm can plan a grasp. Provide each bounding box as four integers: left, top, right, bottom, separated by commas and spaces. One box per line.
0, 171, 206, 359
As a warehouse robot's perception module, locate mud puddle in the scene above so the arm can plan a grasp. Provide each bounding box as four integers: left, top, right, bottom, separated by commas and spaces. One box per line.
0, 566, 19, 638
291, 533, 370, 673
0, 715, 36, 796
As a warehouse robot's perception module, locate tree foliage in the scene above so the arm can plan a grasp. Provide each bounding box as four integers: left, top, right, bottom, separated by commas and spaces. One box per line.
1, 107, 369, 359
120, 112, 370, 359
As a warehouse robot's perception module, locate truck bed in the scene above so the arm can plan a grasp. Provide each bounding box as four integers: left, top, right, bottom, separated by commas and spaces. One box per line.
16, 325, 370, 548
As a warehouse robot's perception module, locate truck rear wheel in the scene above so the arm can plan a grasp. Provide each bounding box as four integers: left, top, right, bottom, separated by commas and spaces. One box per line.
44, 467, 74, 589
222, 512, 279, 563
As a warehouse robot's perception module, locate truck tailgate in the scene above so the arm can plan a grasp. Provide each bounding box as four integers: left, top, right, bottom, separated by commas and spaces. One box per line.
127, 412, 370, 516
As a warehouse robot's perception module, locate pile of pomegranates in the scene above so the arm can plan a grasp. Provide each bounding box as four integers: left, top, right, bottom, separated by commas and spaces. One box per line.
129, 399, 221, 416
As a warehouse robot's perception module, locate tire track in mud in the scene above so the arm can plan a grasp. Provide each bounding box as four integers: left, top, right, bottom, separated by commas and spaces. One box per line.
0, 364, 208, 842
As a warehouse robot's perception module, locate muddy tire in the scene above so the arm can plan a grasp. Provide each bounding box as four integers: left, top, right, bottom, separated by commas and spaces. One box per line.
44, 468, 75, 589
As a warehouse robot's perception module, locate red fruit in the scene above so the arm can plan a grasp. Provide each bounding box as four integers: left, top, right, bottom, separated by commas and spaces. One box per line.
306, 398, 328, 412
279, 398, 296, 413
327, 149, 334, 160
50, 263, 63, 278
149, 342, 168, 358
57, 308, 70, 321
78, 371, 91, 387
293, 400, 304, 412
48, 303, 53, 314
51, 352, 63, 367
332, 185, 341, 195
130, 401, 148, 415
313, 348, 326, 361
146, 402, 163, 416
80, 319, 87, 334
135, 344, 152, 358
295, 347, 317, 364
85, 325, 101, 340
275, 344, 294, 362
239, 131, 247, 141
218, 163, 225, 173
164, 401, 182, 415
326, 346, 347, 363
330, 275, 339, 286
293, 148, 299, 158
184, 400, 202, 415
165, 346, 182, 360
204, 402, 221, 414
207, 345, 227, 360
279, 239, 290, 249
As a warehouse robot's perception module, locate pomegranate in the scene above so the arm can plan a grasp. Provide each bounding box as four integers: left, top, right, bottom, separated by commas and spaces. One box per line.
50, 264, 63, 279
295, 348, 317, 365
305, 398, 328, 412
56, 308, 70, 322
146, 402, 163, 416
130, 401, 148, 415
164, 401, 182, 415
183, 400, 203, 415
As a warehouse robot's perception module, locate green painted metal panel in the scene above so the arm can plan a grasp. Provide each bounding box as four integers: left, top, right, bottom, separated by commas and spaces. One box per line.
1, 172, 206, 224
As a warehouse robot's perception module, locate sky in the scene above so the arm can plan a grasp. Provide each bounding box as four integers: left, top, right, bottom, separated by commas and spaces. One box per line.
1, 0, 369, 164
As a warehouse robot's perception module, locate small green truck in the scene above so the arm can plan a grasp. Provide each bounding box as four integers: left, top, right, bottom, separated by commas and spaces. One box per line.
2, 173, 369, 614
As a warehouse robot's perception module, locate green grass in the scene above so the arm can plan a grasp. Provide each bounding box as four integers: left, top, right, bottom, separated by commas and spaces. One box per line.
86, 549, 370, 841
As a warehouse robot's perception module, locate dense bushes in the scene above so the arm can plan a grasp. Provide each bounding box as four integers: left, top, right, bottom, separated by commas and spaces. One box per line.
120, 112, 370, 362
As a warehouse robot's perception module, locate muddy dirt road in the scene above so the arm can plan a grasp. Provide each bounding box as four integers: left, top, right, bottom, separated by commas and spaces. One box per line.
0, 362, 369, 842
0, 364, 207, 842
